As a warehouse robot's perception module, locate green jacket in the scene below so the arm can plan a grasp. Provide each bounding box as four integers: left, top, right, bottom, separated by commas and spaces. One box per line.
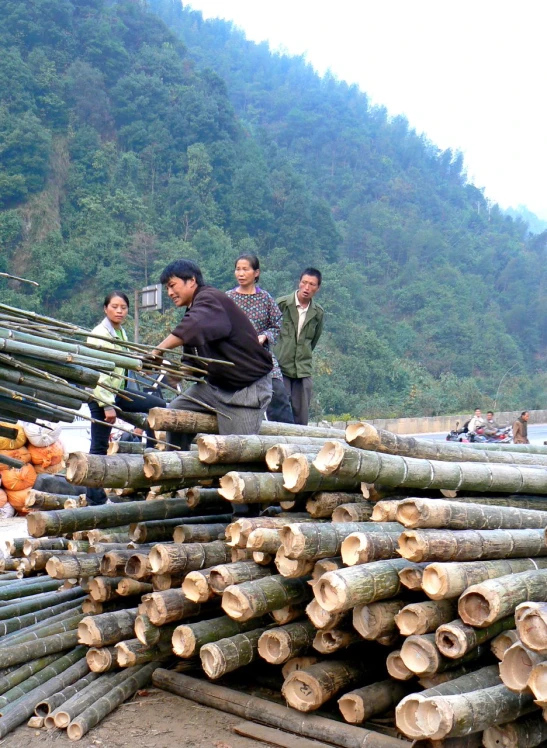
274, 293, 324, 379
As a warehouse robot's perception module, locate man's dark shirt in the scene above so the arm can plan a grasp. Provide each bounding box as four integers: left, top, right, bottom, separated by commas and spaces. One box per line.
171, 285, 272, 390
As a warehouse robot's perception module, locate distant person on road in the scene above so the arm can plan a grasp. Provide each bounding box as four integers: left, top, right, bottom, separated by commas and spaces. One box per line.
276, 268, 324, 425
466, 408, 486, 435
483, 411, 504, 436
513, 410, 530, 444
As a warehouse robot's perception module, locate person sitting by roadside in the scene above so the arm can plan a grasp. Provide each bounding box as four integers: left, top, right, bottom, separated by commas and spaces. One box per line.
482, 411, 504, 436
466, 408, 486, 434
513, 410, 530, 444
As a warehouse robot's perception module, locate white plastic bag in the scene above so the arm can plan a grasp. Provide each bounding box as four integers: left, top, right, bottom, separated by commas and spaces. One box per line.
22, 421, 63, 447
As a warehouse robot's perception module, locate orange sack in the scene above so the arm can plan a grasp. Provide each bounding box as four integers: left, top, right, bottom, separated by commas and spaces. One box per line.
34, 460, 64, 475
27, 442, 64, 469
6, 488, 30, 514
0, 446, 32, 472
1, 463, 37, 492
0, 423, 26, 451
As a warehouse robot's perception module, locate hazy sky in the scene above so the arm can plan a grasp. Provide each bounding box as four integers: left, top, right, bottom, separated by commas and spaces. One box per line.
185, 1, 547, 219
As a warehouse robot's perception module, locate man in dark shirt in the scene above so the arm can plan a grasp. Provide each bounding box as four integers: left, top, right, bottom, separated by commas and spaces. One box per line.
151, 259, 273, 450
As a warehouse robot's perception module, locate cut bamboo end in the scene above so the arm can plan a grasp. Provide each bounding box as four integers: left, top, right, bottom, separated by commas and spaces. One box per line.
345, 422, 380, 450
257, 629, 293, 664
77, 618, 101, 647
264, 446, 283, 472
340, 533, 366, 565
182, 572, 211, 604
86, 646, 115, 672
197, 435, 218, 464
414, 699, 454, 741
253, 552, 273, 566
492, 629, 519, 661
55, 710, 72, 728
149, 545, 170, 575
65, 453, 85, 484
399, 564, 425, 591
396, 500, 423, 528
386, 649, 414, 680
172, 626, 195, 658
125, 554, 150, 579
271, 604, 306, 625
115, 641, 137, 667
221, 586, 248, 620
372, 500, 402, 523
281, 656, 319, 679
458, 589, 495, 627
395, 608, 423, 637
528, 661, 547, 700
275, 547, 314, 578
397, 531, 426, 561
247, 528, 281, 553
67, 723, 84, 741
400, 635, 440, 675
517, 605, 547, 651
282, 454, 308, 492
395, 694, 426, 738
435, 625, 468, 659
218, 473, 244, 502
337, 692, 365, 724
312, 629, 357, 654
200, 644, 225, 679
306, 599, 345, 630
281, 670, 325, 712
500, 642, 545, 693
313, 574, 346, 613
313, 441, 345, 475
142, 455, 160, 480
421, 565, 448, 599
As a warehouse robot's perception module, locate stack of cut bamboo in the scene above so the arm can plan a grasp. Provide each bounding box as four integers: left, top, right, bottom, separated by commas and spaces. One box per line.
13, 413, 547, 745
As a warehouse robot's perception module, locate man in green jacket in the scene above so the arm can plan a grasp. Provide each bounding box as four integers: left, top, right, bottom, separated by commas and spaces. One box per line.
275, 268, 324, 425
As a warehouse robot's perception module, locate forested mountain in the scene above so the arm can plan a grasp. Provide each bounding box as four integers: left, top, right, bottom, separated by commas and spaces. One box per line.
0, 0, 546, 419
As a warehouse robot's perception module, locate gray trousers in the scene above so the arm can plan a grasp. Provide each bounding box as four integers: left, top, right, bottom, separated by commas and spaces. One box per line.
283, 375, 313, 426
167, 374, 272, 450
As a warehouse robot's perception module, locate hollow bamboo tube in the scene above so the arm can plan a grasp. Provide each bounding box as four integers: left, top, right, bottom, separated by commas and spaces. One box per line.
283, 454, 364, 493
397, 497, 547, 530
257, 620, 316, 664
312, 628, 359, 654
209, 561, 272, 595
423, 558, 547, 600
115, 638, 171, 667
148, 408, 344, 438
400, 529, 547, 564
340, 531, 400, 565
347, 422, 547, 466
516, 602, 547, 652
3, 613, 84, 649
27, 498, 194, 538
280, 521, 403, 560
34, 670, 99, 718
413, 683, 536, 741
149, 540, 231, 576
400, 634, 487, 677
154, 670, 406, 748
483, 712, 547, 748
275, 547, 315, 578
459, 569, 547, 627
222, 575, 311, 622
311, 557, 344, 583
527, 660, 547, 701
86, 646, 118, 673
182, 568, 215, 603
314, 558, 418, 613
130, 516, 230, 544
306, 599, 348, 631
386, 650, 414, 681
5, 538, 25, 557
199, 433, 336, 464
281, 659, 371, 713
339, 679, 408, 724
436, 616, 515, 659
372, 500, 405, 522
87, 526, 131, 543
331, 503, 374, 523
499, 641, 547, 692
246, 528, 282, 554
51, 669, 136, 727
265, 445, 325, 472
145, 590, 207, 626
65, 452, 155, 489
227, 515, 313, 548
200, 627, 269, 679
67, 541, 91, 553
66, 662, 159, 740
219, 471, 307, 504
0, 650, 88, 738
315, 436, 547, 495
395, 600, 457, 637
252, 551, 273, 565
352, 599, 405, 639
173, 523, 228, 544
172, 615, 270, 658
142, 451, 253, 483
124, 553, 152, 580
88, 577, 121, 603
491, 629, 519, 661
151, 573, 184, 591
23, 537, 71, 555
306, 492, 365, 519
271, 603, 307, 625
77, 609, 138, 647
395, 664, 503, 738
25, 490, 70, 510
398, 564, 427, 592
185, 487, 225, 510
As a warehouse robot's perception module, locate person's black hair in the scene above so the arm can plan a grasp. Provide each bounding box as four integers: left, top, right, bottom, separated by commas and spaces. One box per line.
474, 407, 481, 411
300, 267, 322, 286
521, 410, 529, 417
160, 259, 204, 286
235, 254, 260, 279
104, 291, 129, 308
487, 411, 494, 416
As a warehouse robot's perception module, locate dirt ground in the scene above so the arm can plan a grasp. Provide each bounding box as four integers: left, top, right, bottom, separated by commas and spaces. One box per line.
9, 688, 266, 748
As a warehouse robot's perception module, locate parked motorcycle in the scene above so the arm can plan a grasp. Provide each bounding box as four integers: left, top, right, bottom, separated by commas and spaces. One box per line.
473, 425, 512, 444
446, 421, 471, 442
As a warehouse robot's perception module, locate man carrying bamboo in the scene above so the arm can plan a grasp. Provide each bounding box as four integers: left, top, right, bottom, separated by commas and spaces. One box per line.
150, 259, 273, 450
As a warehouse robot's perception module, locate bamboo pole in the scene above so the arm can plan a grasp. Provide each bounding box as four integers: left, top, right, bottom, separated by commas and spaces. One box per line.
281, 656, 319, 679
352, 599, 405, 640
227, 515, 313, 549
257, 621, 316, 664
88, 577, 122, 603
27, 498, 197, 538
145, 590, 207, 626
422, 558, 547, 600
149, 540, 231, 575
0, 587, 83, 621
265, 445, 324, 472
34, 670, 99, 718
306, 599, 349, 631
282, 454, 363, 493
395, 600, 457, 636
152, 670, 407, 748
246, 528, 283, 554
411, 683, 536, 741
151, 573, 184, 591
3, 613, 84, 649
401, 633, 488, 677
222, 575, 311, 622
372, 500, 404, 522
314, 438, 547, 495
0, 597, 83, 637
46, 554, 103, 579
77, 609, 138, 647
483, 713, 547, 748
172, 615, 269, 658
86, 647, 118, 673
339, 680, 408, 724
0, 627, 81, 668
173, 523, 228, 544
499, 641, 547, 692
219, 471, 307, 504
143, 451, 255, 483
275, 547, 315, 578
208, 561, 271, 595
197, 434, 339, 464
459, 570, 547, 627
0, 577, 62, 599
281, 659, 372, 713
0, 655, 61, 697
399, 529, 547, 563
436, 616, 515, 659
397, 497, 547, 530
280, 521, 403, 560
340, 531, 400, 565
23, 538, 72, 555
311, 557, 344, 583
395, 664, 502, 738
200, 626, 269, 679
516, 602, 547, 652
186, 487, 225, 510
306, 492, 365, 518
148, 408, 344, 439
312, 628, 359, 654
314, 558, 419, 613
331, 503, 374, 522
115, 638, 171, 667
87, 526, 131, 543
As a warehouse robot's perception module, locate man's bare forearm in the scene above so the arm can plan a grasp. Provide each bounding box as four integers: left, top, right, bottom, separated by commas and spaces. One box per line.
153, 334, 184, 357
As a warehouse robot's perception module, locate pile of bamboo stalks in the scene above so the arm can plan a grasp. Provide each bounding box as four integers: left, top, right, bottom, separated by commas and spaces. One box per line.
10, 413, 547, 745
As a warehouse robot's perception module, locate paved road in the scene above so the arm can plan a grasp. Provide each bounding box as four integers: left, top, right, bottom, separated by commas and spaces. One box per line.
421, 423, 547, 444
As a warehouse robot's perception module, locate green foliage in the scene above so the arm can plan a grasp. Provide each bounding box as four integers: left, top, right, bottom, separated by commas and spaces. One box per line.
0, 0, 546, 419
